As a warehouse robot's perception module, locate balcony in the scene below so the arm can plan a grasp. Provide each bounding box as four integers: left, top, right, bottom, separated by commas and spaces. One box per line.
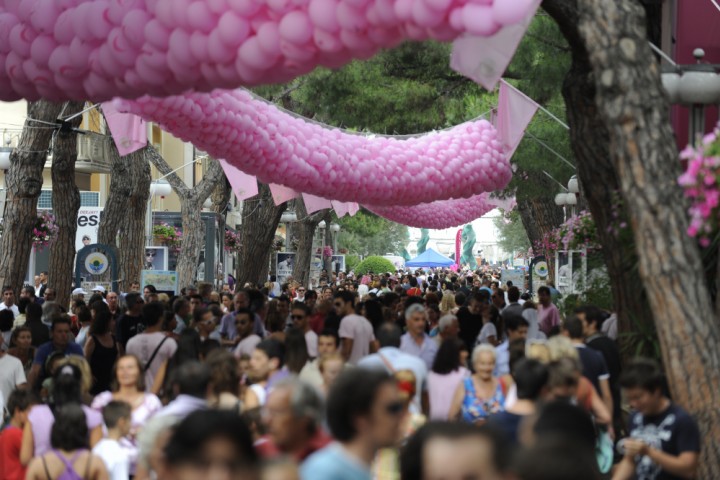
1, 128, 113, 174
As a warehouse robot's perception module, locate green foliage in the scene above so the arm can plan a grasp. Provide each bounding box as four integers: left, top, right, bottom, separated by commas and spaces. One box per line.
354, 256, 396, 275
494, 210, 531, 254
345, 254, 361, 272
337, 209, 409, 257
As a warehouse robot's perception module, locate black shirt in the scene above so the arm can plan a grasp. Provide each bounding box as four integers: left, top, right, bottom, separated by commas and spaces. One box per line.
26, 320, 50, 348
575, 345, 609, 394
586, 333, 622, 418
116, 314, 144, 349
457, 306, 483, 352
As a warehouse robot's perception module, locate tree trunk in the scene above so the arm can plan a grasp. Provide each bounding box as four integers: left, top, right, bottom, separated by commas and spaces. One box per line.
236, 183, 286, 287
292, 199, 327, 287
0, 101, 64, 293
544, 0, 655, 355
211, 178, 232, 283
577, 1, 720, 475
48, 101, 84, 307
98, 143, 151, 290
147, 148, 224, 288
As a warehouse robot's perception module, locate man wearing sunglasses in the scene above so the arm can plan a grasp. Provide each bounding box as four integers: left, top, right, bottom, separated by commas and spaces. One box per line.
301, 369, 403, 480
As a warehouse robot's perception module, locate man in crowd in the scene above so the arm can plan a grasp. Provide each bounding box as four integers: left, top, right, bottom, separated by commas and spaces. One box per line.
0, 332, 26, 401
0, 287, 19, 318
501, 286, 523, 319
127, 301, 178, 390
576, 305, 622, 430
300, 329, 341, 389
399, 304, 438, 371
400, 422, 513, 480
106, 290, 120, 317
291, 302, 318, 358
233, 308, 262, 358
294, 286, 307, 303
456, 291, 487, 353
301, 369, 402, 480
259, 377, 330, 461
359, 323, 427, 414
20, 286, 40, 306
188, 294, 203, 313
334, 291, 375, 365
43, 287, 57, 303
537, 286, 560, 336
37, 272, 48, 298
116, 292, 145, 352
246, 339, 287, 408
613, 359, 700, 480
494, 315, 529, 377
143, 284, 157, 303
219, 291, 251, 348
434, 314, 460, 346
172, 298, 191, 335
565, 316, 613, 414
28, 316, 83, 388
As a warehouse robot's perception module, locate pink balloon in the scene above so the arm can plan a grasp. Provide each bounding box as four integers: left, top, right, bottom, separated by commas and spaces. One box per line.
122, 9, 150, 49
492, 0, 535, 26
463, 5, 498, 36
29, 34, 55, 66
227, 0, 261, 16
337, 2, 367, 31
144, 19, 170, 50
308, 0, 339, 32
218, 11, 249, 47
279, 11, 313, 44
187, 1, 216, 33
256, 22, 281, 55
313, 28, 342, 52
238, 36, 277, 69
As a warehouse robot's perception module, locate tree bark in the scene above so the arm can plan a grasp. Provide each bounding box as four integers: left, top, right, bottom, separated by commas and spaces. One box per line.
147, 148, 224, 288
292, 199, 327, 287
236, 183, 286, 287
211, 178, 232, 282
0, 101, 64, 293
577, 1, 720, 475
544, 0, 655, 354
48, 101, 84, 307
98, 143, 151, 289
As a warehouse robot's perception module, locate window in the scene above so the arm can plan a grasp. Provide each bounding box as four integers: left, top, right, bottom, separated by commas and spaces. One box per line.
36, 190, 100, 209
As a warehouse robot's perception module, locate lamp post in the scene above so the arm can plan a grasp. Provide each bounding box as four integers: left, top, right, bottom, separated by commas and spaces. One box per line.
281, 209, 298, 251
554, 175, 579, 220
0, 141, 14, 223
330, 222, 340, 253
661, 48, 720, 146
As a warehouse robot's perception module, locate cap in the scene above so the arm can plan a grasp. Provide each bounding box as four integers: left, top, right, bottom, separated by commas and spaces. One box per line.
92, 286, 106, 293
72, 288, 88, 295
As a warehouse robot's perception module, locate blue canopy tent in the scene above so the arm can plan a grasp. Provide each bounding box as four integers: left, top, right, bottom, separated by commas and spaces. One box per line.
406, 248, 455, 268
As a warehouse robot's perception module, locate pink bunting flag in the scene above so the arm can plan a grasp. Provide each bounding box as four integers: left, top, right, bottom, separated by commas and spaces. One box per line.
495, 80, 538, 160
303, 193, 333, 214
347, 203, 360, 216
490, 195, 517, 212
101, 102, 147, 156
331, 202, 360, 217
269, 183, 299, 205
450, 0, 541, 91
218, 159, 258, 201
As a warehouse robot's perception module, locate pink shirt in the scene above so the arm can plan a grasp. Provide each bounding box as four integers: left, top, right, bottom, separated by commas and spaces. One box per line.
538, 303, 560, 336
428, 367, 469, 420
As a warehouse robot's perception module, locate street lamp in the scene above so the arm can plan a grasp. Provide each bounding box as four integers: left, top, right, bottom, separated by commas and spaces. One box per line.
661, 48, 720, 146
281, 209, 297, 251
330, 222, 340, 252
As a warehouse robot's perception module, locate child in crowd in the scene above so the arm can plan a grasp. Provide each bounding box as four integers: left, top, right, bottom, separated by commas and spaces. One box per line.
40, 351, 66, 402
0, 389, 37, 480
92, 400, 132, 480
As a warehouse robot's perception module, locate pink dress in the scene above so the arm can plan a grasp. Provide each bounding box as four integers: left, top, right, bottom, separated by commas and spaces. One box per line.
91, 391, 162, 473
427, 367, 469, 420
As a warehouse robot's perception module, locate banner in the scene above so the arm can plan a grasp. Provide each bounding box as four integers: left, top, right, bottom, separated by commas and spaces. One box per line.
75, 207, 103, 253
276, 252, 296, 284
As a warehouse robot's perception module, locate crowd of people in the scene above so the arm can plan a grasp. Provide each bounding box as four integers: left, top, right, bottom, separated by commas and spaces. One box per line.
0, 268, 702, 480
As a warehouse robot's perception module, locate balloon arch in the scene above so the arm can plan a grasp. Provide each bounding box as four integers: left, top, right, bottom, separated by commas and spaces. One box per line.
0, 0, 538, 227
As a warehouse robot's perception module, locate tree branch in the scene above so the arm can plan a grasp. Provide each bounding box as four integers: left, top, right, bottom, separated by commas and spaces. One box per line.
194, 157, 224, 202
146, 145, 191, 198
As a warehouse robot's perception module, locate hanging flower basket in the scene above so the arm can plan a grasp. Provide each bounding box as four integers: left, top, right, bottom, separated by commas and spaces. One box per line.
225, 229, 242, 252
152, 223, 182, 249
32, 211, 59, 250
322, 245, 334, 258
534, 210, 601, 257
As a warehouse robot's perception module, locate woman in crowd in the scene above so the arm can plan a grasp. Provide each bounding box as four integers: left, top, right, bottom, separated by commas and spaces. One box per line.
284, 327, 310, 376
476, 305, 503, 347
428, 338, 470, 420
265, 300, 286, 343
449, 344, 508, 424
439, 290, 457, 316
74, 305, 93, 349
220, 292, 234, 314
7, 325, 35, 374
25, 403, 109, 480
21, 364, 104, 465
205, 348, 243, 413
84, 302, 118, 395
151, 328, 202, 398
91, 355, 163, 475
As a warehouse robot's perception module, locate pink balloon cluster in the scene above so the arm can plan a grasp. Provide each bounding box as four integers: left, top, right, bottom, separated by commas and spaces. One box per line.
117, 89, 511, 206
365, 193, 495, 228
0, 0, 537, 101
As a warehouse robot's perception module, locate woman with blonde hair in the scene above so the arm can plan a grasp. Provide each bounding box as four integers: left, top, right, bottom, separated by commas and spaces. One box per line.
449, 344, 508, 424
439, 292, 456, 316
372, 369, 426, 480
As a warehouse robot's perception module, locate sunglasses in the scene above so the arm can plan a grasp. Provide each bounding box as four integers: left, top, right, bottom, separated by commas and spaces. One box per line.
290, 315, 305, 320
298, 289, 305, 292
385, 401, 404, 415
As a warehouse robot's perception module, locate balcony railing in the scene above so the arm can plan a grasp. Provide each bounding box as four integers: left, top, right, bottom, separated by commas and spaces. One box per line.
1, 128, 112, 174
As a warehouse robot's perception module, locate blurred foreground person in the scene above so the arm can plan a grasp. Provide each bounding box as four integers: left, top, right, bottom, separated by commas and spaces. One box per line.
400, 421, 512, 480
301, 369, 402, 480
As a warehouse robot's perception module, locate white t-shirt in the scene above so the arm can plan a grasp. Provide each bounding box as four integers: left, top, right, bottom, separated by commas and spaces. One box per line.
476, 323, 498, 345
0, 354, 26, 400
233, 334, 262, 358
126, 332, 177, 391
93, 438, 130, 480
0, 303, 19, 318
305, 330, 318, 358
338, 314, 375, 365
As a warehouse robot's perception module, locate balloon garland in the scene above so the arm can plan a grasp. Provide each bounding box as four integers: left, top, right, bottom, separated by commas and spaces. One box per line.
365, 193, 496, 229
0, 0, 538, 101
117, 89, 512, 206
